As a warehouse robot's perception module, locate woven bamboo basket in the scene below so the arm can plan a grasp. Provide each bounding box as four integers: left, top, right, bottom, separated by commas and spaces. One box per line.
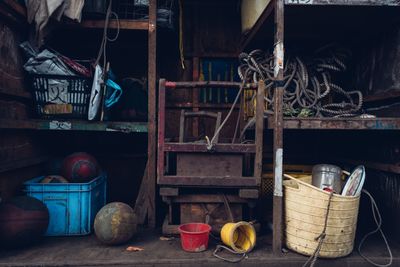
283, 175, 360, 258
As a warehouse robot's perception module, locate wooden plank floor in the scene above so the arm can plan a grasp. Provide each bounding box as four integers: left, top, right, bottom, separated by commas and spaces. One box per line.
0, 229, 398, 267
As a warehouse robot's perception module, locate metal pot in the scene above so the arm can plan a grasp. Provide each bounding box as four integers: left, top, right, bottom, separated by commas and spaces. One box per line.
312, 164, 342, 193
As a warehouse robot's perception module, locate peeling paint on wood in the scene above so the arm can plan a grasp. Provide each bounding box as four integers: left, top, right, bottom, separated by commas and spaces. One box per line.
285, 0, 400, 5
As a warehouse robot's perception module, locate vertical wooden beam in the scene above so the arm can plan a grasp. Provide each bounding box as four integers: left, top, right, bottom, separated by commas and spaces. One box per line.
147, 0, 157, 228
272, 0, 284, 255
254, 80, 265, 185
157, 79, 166, 184
192, 57, 200, 137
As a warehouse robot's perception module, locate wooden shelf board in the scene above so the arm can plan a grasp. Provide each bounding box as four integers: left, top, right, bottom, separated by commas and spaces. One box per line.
266, 117, 400, 130
2, 0, 26, 17
0, 87, 31, 99
364, 89, 400, 103
0, 156, 48, 173
0, 119, 148, 133
79, 19, 149, 30
285, 0, 400, 6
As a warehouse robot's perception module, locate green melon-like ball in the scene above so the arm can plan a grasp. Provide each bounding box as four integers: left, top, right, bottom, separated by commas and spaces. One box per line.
94, 202, 137, 245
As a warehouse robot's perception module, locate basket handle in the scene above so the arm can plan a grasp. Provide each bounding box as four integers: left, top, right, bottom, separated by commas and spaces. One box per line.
283, 173, 320, 193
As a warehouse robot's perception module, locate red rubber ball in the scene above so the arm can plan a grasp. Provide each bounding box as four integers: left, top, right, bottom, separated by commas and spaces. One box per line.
61, 152, 100, 183
0, 196, 49, 248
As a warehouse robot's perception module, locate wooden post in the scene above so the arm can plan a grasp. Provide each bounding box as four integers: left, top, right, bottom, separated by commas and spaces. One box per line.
192, 57, 200, 138
254, 80, 265, 185
147, 0, 157, 227
272, 0, 284, 255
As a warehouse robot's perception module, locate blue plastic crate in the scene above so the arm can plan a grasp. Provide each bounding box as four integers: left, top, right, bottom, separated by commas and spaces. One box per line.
24, 173, 107, 236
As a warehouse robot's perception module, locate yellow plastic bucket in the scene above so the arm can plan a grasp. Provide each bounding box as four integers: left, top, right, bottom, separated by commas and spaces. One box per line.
220, 221, 256, 253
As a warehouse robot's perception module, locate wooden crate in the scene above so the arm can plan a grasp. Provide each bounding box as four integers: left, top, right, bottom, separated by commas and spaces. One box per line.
177, 153, 243, 177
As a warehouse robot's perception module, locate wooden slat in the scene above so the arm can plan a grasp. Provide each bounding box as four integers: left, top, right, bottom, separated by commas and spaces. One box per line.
340, 159, 400, 174
166, 103, 240, 109
267, 117, 400, 130
80, 19, 148, 30
364, 89, 400, 103
164, 142, 256, 153
0, 119, 148, 133
0, 1, 26, 28
254, 81, 265, 185
159, 187, 179, 196
146, 0, 157, 228
3, 0, 26, 17
171, 194, 248, 203
273, 0, 285, 256
285, 0, 400, 6
0, 87, 31, 99
0, 156, 48, 173
159, 176, 259, 187
165, 81, 257, 89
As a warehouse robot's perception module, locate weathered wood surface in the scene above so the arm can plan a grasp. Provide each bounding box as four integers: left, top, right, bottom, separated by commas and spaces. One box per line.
0, 156, 48, 173
0, 87, 31, 99
79, 19, 148, 30
2, 0, 26, 17
364, 89, 400, 103
133, 0, 158, 228
0, 21, 26, 95
254, 81, 265, 185
0, 229, 398, 266
342, 159, 400, 174
165, 81, 257, 89
180, 202, 243, 225
273, 0, 285, 256
0, 119, 148, 133
164, 143, 256, 153
239, 189, 260, 199
159, 175, 258, 187
285, 0, 400, 5
176, 153, 243, 177
159, 187, 179, 197
166, 194, 249, 204
267, 117, 400, 130
0, 1, 27, 28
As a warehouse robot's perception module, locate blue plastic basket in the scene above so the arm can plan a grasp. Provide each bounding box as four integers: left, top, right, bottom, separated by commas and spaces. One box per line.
24, 173, 107, 236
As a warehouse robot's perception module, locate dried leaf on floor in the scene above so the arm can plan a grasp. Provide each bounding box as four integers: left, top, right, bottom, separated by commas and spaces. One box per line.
126, 246, 144, 252
160, 236, 175, 241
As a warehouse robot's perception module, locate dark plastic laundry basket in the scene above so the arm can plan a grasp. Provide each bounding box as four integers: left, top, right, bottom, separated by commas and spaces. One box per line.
31, 74, 92, 119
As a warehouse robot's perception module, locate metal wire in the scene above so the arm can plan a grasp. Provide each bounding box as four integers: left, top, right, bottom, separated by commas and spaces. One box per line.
238, 46, 363, 118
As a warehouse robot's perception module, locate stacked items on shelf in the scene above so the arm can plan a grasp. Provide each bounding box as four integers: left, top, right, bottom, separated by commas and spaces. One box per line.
238, 46, 365, 119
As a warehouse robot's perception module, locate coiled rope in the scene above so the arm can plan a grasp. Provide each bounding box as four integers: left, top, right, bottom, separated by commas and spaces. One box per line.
238, 46, 363, 117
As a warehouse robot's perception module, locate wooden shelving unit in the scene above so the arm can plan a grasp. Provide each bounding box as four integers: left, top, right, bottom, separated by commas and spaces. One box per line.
266, 117, 400, 130
79, 19, 148, 30
240, 0, 400, 255
0, 119, 147, 133
0, 0, 158, 227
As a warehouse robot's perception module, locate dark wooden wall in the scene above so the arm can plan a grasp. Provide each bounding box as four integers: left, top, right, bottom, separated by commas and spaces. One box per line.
0, 4, 46, 200
0, 3, 149, 205
160, 0, 241, 140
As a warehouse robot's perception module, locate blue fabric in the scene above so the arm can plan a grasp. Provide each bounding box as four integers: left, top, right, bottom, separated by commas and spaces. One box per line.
105, 79, 123, 108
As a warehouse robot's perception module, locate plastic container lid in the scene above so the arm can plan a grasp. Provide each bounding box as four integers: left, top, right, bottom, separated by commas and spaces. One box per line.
341, 165, 365, 197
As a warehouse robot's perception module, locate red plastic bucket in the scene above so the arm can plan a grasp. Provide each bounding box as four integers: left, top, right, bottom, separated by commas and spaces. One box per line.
178, 223, 211, 252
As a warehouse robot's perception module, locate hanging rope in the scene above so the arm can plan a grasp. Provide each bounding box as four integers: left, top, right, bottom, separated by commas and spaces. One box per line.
178, 0, 185, 69
302, 192, 334, 267
358, 189, 393, 267
206, 83, 244, 150
238, 46, 363, 118
95, 0, 120, 69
